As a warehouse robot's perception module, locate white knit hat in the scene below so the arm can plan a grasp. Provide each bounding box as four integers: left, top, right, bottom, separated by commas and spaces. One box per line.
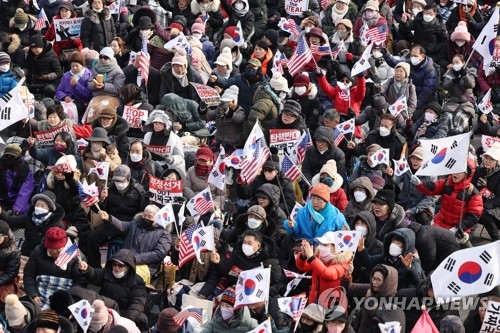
172, 48, 188, 67
215, 47, 233, 71
221, 85, 239, 102
5, 295, 28, 327
270, 72, 290, 93
99, 47, 114, 59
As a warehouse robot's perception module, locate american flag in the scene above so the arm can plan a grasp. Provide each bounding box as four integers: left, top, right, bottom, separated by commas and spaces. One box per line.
334, 132, 345, 147
291, 131, 312, 165
287, 37, 313, 77
178, 224, 202, 268
331, 41, 347, 58
186, 188, 214, 216
138, 36, 150, 85
77, 181, 99, 207
281, 154, 301, 181
240, 122, 270, 184
291, 294, 307, 322
337, 81, 350, 102
278, 18, 300, 37
310, 44, 331, 57
54, 242, 80, 269
34, 9, 48, 31
173, 308, 203, 326
321, 0, 334, 10
365, 25, 387, 44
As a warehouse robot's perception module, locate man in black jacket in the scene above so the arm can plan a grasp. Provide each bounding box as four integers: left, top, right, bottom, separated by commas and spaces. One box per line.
122, 58, 161, 106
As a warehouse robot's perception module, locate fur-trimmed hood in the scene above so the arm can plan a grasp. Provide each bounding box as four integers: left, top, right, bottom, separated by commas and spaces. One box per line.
311, 172, 343, 193
46, 169, 82, 190
293, 83, 318, 100
84, 7, 112, 24
143, 110, 172, 132
4, 33, 21, 54
190, 0, 221, 15
324, 249, 353, 264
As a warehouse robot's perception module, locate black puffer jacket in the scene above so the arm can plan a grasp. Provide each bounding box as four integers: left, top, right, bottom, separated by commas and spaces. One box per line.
349, 211, 382, 283
359, 128, 407, 162
0, 229, 20, 286
127, 150, 163, 190
0, 204, 65, 256
91, 117, 130, 161
302, 126, 346, 182
24, 41, 63, 86
252, 183, 288, 243
289, 85, 323, 135
374, 203, 405, 241
80, 7, 116, 52
159, 63, 203, 101
101, 179, 149, 221
82, 249, 146, 322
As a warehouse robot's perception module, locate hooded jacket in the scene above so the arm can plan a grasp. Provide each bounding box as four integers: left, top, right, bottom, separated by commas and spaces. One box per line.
8, 14, 37, 48
317, 75, 366, 117
246, 85, 282, 135
296, 250, 352, 304
222, 212, 277, 248
206, 102, 246, 147
1, 33, 26, 68
190, 0, 224, 32
374, 203, 406, 241
302, 126, 347, 182
344, 176, 376, 222
252, 183, 288, 242
80, 7, 116, 52
24, 41, 63, 85
186, 164, 226, 211
361, 127, 407, 162
222, 0, 255, 38
359, 228, 425, 289
160, 93, 206, 134
0, 228, 20, 286
83, 249, 146, 322
416, 159, 483, 230
349, 211, 383, 283
0, 69, 17, 99
0, 158, 35, 214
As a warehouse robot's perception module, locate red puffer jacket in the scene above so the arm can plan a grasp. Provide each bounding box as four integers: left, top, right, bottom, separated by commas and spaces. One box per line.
416, 159, 483, 230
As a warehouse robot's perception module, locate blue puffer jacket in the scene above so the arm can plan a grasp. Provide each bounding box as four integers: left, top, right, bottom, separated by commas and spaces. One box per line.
0, 70, 17, 98
385, 55, 437, 110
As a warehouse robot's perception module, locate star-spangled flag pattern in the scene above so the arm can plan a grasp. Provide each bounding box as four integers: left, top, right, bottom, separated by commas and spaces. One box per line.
321, 0, 334, 10
208, 146, 226, 190
55, 242, 80, 269
278, 294, 307, 322
240, 122, 270, 184
365, 25, 387, 44
393, 157, 410, 176
138, 36, 150, 85
77, 181, 99, 207
333, 230, 361, 252
310, 44, 331, 56
178, 223, 202, 268
281, 154, 301, 181
277, 18, 300, 37
234, 267, 271, 309
287, 36, 313, 77
370, 148, 390, 166
472, 7, 499, 71
34, 9, 48, 30
289, 131, 312, 165
389, 95, 408, 117
337, 81, 350, 102
68, 300, 94, 333
478, 89, 493, 115
173, 308, 203, 326
186, 188, 214, 216
431, 241, 500, 303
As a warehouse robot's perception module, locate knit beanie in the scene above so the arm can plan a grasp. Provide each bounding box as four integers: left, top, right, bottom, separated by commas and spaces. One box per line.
221, 85, 239, 102
172, 48, 188, 67
29, 34, 44, 48
31, 190, 57, 212
270, 72, 290, 92
425, 102, 442, 116
247, 205, 266, 220
90, 300, 109, 332
215, 47, 233, 71
0, 52, 11, 64
157, 308, 181, 333
372, 188, 395, 211
3, 143, 22, 157
68, 51, 85, 66
293, 74, 310, 87
5, 294, 28, 327
282, 100, 302, 116
191, 18, 205, 34
14, 9, 29, 29
263, 29, 279, 46
35, 310, 60, 331
320, 160, 338, 178
221, 287, 236, 306
49, 290, 74, 318
451, 22, 471, 42
196, 144, 213, 161
44, 227, 67, 249
310, 183, 330, 202
395, 62, 410, 78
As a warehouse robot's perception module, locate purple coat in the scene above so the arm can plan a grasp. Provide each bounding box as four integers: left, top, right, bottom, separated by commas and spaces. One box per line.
1, 169, 35, 213
55, 68, 93, 103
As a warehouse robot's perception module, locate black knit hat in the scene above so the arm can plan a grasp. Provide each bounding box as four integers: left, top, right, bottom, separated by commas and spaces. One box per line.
372, 188, 395, 211
255, 40, 269, 52
424, 102, 442, 116
282, 100, 302, 117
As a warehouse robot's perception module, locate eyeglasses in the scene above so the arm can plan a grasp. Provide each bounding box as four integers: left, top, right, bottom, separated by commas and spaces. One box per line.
99, 55, 110, 60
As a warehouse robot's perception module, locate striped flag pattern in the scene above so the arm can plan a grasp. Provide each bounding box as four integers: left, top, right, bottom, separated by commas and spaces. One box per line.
310, 44, 331, 57
321, 0, 334, 10
365, 25, 387, 44
55, 242, 80, 269
186, 188, 214, 216
34, 9, 48, 31
337, 81, 350, 102
173, 308, 203, 326
240, 123, 270, 184
77, 181, 99, 207
138, 36, 150, 85
281, 154, 301, 181
293, 131, 312, 165
278, 18, 300, 37
287, 37, 313, 77
178, 224, 202, 268
283, 269, 312, 279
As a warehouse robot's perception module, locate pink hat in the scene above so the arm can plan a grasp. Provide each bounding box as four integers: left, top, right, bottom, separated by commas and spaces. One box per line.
171, 48, 187, 67
191, 18, 205, 34
451, 22, 470, 42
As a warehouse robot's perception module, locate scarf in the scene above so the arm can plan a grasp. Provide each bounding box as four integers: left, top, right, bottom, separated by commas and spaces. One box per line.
32, 211, 53, 226
93, 57, 118, 74
172, 70, 189, 87
331, 3, 349, 24
477, 165, 500, 187
363, 12, 381, 27
459, 3, 476, 23
306, 199, 333, 225
195, 163, 211, 176
71, 69, 84, 80
264, 85, 284, 113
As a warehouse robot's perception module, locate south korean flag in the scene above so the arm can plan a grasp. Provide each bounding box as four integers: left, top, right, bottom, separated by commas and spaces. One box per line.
234, 267, 271, 309
416, 133, 470, 176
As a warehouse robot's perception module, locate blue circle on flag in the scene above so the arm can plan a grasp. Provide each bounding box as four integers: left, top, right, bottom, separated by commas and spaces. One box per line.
81, 308, 88, 319
244, 279, 256, 295
458, 261, 482, 284
431, 148, 447, 164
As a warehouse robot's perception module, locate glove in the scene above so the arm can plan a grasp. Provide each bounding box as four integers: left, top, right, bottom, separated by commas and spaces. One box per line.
315, 67, 324, 77
347, 108, 356, 118
452, 76, 461, 83
380, 48, 388, 56
164, 155, 174, 164
410, 175, 421, 185
64, 170, 75, 182
460, 68, 467, 77
345, 53, 353, 61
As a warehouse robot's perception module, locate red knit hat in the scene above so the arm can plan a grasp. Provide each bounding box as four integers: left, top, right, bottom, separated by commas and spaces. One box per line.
310, 183, 330, 202
293, 74, 310, 87
168, 22, 183, 31
196, 145, 213, 161
225, 26, 237, 38
44, 227, 67, 249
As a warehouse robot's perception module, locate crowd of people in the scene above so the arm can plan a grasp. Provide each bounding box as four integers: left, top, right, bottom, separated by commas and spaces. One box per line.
0, 0, 499, 331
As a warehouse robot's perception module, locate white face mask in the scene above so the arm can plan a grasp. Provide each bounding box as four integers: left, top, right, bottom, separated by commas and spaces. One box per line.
372, 51, 383, 59
424, 111, 437, 122
113, 270, 127, 279
192, 32, 203, 39
0, 64, 9, 72
34, 207, 49, 215
221, 307, 234, 320
423, 14, 434, 22
305, 27, 312, 33
317, 244, 334, 262
456, 41, 465, 47
412, 8, 421, 15
94, 7, 103, 12
201, 2, 211, 9
355, 225, 368, 237
242, 244, 256, 256
115, 182, 129, 191
130, 153, 142, 162
294, 86, 307, 95
353, 190, 367, 202
452, 64, 463, 71
247, 218, 262, 229
379, 127, 391, 137
234, 2, 244, 10
389, 243, 403, 256
279, 92, 287, 100
410, 56, 421, 66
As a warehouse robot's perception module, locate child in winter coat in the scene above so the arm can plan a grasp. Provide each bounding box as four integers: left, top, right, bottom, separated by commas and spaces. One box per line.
311, 160, 348, 212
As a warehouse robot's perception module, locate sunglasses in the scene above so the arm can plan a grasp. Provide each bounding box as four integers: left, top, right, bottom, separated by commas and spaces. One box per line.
465, 3, 473, 7
99, 55, 110, 60
341, 79, 350, 84
112, 262, 126, 268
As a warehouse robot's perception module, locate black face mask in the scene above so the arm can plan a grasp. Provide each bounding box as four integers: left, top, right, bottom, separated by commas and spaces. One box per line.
1, 157, 20, 169
300, 323, 317, 333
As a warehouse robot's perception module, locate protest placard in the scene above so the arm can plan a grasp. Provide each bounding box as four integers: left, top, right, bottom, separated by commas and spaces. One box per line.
53, 18, 84, 41
34, 125, 70, 146
149, 176, 183, 204
285, 0, 309, 16
123, 105, 148, 128
190, 83, 220, 106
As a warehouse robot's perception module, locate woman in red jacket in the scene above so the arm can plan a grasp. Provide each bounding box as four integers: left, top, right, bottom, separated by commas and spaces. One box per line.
411, 157, 483, 231
296, 232, 352, 304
